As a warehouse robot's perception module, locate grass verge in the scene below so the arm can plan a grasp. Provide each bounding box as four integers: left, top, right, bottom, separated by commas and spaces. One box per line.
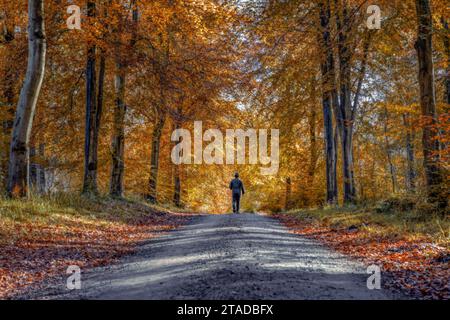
0, 193, 193, 299
273, 207, 449, 300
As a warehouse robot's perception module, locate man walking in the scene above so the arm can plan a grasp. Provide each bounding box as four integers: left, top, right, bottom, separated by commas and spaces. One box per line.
229, 172, 245, 214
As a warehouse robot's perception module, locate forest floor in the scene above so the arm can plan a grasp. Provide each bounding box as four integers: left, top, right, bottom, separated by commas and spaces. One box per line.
0, 194, 194, 299
13, 213, 406, 300
273, 207, 449, 300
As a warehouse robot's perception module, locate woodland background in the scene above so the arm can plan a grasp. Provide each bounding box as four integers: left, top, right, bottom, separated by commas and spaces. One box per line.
0, 0, 448, 213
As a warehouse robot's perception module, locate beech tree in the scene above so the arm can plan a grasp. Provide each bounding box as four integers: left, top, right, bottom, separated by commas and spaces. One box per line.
7, 0, 46, 198
318, 0, 338, 204
110, 0, 139, 198
414, 0, 445, 206
82, 0, 99, 195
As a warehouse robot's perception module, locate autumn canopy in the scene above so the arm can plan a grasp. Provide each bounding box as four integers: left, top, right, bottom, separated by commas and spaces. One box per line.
0, 0, 448, 213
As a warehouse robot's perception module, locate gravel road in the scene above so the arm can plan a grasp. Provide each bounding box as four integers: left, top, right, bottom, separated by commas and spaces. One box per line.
25, 213, 403, 299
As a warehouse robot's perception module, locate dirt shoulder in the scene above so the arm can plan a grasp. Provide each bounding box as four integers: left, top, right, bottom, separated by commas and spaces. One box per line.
272, 209, 449, 300
0, 194, 194, 299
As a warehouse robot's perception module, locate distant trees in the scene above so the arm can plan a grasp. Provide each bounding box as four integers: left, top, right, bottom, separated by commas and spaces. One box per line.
0, 4, 19, 191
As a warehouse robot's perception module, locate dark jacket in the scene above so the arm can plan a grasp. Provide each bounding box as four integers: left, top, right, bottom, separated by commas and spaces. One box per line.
229, 178, 245, 195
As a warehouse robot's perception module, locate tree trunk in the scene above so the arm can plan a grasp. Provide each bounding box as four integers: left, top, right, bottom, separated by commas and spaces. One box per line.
172, 114, 181, 207
29, 143, 46, 194
29, 146, 37, 191
442, 18, 450, 105
307, 84, 318, 187
7, 0, 46, 198
96, 51, 106, 147
403, 113, 416, 192
1, 55, 16, 190
82, 0, 98, 195
38, 143, 46, 194
110, 63, 126, 197
285, 177, 292, 211
383, 105, 397, 193
335, 0, 356, 204
1, 20, 17, 189
173, 164, 181, 207
109, 0, 138, 197
439, 18, 449, 155
356, 143, 364, 200
147, 113, 166, 203
318, 0, 338, 205
147, 2, 171, 204
415, 0, 445, 207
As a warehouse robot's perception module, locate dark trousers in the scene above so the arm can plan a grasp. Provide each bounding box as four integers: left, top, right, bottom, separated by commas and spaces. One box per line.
232, 193, 241, 213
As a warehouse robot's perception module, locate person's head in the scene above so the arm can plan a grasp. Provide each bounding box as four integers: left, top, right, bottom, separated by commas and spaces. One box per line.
234, 172, 239, 178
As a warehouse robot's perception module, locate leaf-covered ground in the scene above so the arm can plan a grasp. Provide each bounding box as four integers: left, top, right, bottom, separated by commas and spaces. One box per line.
273, 209, 449, 300
0, 195, 193, 299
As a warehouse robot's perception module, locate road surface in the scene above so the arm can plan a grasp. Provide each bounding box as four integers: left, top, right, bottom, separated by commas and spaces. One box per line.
26, 213, 402, 299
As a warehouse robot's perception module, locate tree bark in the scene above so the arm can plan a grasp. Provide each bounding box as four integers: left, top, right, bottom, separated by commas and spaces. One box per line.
414, 0, 445, 207
403, 113, 416, 192
38, 143, 46, 193
147, 112, 166, 203
335, 0, 356, 204
96, 51, 106, 149
29, 146, 37, 190
147, 2, 171, 204
442, 18, 450, 105
383, 105, 397, 193
173, 163, 181, 207
285, 177, 292, 211
110, 63, 126, 197
109, 0, 138, 197
172, 110, 182, 207
318, 0, 338, 205
29, 143, 47, 194
1, 73, 16, 190
308, 83, 318, 188
82, 0, 98, 195
7, 0, 46, 198
1, 26, 17, 189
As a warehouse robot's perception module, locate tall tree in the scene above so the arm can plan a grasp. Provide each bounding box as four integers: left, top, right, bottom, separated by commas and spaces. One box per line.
147, 106, 167, 203
284, 176, 292, 211
333, 0, 371, 204
383, 104, 397, 193
172, 105, 182, 207
414, 0, 445, 206
7, 0, 46, 197
403, 113, 416, 192
110, 1, 139, 197
146, 4, 172, 203
318, 0, 338, 204
334, 0, 356, 203
442, 18, 450, 105
82, 0, 99, 195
